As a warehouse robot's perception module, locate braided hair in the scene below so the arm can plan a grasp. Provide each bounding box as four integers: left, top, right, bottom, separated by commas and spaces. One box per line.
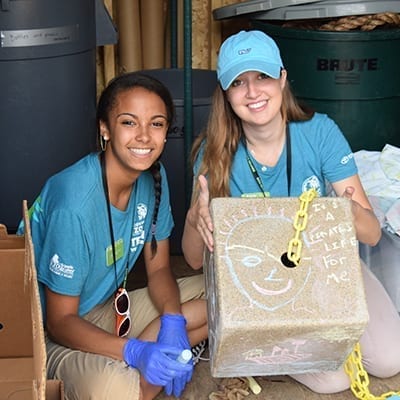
149, 161, 162, 257
97, 72, 175, 258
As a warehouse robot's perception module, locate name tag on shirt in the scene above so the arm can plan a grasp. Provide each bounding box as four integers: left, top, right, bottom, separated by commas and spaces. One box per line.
106, 238, 124, 266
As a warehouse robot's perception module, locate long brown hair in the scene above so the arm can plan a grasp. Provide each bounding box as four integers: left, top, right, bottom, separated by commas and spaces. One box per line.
190, 77, 314, 202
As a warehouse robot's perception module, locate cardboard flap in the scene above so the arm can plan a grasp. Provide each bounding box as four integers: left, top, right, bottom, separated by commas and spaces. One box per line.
0, 224, 8, 239
0, 201, 47, 399
23, 200, 47, 400
0, 231, 32, 357
46, 380, 64, 400
0, 223, 24, 249
0, 358, 34, 381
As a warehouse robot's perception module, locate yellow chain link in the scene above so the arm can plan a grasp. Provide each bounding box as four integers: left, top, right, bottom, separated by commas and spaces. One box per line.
288, 189, 399, 399
287, 188, 317, 265
345, 343, 400, 400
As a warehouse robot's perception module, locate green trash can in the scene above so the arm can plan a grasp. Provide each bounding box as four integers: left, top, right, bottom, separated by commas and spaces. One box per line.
252, 21, 400, 151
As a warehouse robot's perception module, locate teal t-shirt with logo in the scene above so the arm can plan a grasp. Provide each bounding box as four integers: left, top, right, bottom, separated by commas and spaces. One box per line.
194, 113, 357, 198
23, 153, 174, 318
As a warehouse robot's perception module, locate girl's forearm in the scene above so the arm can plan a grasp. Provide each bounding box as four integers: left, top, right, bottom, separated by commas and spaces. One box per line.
354, 205, 381, 246
182, 212, 205, 270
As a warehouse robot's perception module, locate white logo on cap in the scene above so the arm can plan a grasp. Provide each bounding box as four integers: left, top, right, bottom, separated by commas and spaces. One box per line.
238, 48, 251, 55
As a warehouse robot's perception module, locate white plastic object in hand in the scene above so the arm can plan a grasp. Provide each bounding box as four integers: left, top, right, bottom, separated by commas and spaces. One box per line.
177, 349, 193, 364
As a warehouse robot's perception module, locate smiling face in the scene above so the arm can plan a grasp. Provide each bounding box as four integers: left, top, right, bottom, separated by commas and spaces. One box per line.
223, 216, 312, 311
100, 86, 169, 180
225, 70, 286, 132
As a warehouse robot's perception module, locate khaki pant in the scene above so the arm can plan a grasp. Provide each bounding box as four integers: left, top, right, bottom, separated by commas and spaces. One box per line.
46, 274, 205, 400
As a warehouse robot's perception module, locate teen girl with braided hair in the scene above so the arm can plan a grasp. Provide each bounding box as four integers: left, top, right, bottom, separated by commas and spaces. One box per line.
182, 30, 400, 395
22, 72, 207, 400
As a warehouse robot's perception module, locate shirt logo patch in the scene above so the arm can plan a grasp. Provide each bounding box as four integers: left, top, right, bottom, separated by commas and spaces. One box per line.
341, 152, 354, 165
302, 175, 322, 196
130, 203, 147, 252
49, 254, 75, 279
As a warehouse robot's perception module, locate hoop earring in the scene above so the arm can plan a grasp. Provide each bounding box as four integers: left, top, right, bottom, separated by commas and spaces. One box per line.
100, 135, 108, 152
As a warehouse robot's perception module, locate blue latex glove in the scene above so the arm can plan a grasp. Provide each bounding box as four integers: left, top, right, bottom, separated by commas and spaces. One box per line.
157, 314, 193, 397
123, 338, 192, 387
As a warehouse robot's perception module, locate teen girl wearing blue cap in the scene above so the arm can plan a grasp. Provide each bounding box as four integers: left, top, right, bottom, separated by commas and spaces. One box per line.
182, 30, 400, 394
22, 72, 207, 400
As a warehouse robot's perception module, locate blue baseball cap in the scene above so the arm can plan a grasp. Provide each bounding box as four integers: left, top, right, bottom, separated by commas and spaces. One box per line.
217, 30, 284, 90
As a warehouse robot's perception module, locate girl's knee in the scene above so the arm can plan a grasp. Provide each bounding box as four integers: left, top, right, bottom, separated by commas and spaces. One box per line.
178, 274, 205, 301
62, 359, 140, 400
365, 351, 400, 379
98, 361, 140, 398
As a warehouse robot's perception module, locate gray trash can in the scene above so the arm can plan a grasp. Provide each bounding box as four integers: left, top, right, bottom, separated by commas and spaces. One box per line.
0, 0, 116, 231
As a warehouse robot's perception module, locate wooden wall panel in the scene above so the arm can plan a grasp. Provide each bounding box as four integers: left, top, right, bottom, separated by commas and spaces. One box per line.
141, 0, 167, 69
116, 0, 142, 73
96, 0, 251, 93
192, 1, 212, 68
208, 0, 249, 69
103, 0, 116, 83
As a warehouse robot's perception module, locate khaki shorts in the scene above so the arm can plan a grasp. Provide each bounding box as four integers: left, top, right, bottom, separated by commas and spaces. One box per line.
46, 274, 205, 400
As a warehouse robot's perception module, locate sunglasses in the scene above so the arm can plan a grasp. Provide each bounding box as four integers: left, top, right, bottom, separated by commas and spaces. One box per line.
114, 287, 131, 337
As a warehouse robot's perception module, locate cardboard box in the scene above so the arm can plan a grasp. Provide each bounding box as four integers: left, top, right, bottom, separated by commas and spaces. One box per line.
0, 201, 63, 399
206, 197, 369, 378
359, 228, 400, 312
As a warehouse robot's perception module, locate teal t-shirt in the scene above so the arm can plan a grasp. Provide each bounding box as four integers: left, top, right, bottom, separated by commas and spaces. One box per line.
22, 153, 174, 317
195, 113, 357, 197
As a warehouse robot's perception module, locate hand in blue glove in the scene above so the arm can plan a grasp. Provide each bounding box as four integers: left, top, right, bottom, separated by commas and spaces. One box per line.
123, 338, 192, 387
157, 314, 193, 397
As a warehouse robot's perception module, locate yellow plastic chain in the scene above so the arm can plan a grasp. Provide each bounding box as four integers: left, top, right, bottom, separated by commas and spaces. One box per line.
345, 343, 400, 400
288, 190, 399, 400
287, 188, 317, 265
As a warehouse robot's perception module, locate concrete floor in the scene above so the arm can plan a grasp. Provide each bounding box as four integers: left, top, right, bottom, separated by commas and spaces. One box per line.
155, 357, 400, 400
